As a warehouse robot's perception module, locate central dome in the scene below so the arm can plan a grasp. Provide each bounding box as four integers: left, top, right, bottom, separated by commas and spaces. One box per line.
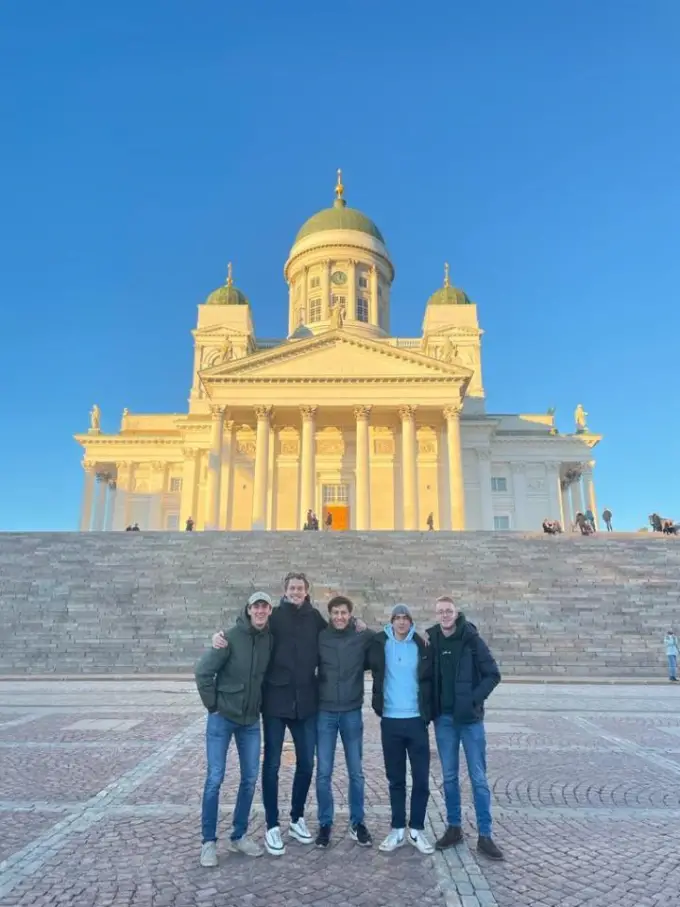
294, 170, 385, 244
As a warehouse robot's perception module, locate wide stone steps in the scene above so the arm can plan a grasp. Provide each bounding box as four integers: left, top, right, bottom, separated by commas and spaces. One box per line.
1, 532, 678, 676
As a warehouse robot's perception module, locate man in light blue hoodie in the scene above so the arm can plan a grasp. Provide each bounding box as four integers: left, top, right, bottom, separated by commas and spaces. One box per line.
367, 604, 434, 854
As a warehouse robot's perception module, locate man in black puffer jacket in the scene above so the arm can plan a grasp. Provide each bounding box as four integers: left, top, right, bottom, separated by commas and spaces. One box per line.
427, 596, 503, 861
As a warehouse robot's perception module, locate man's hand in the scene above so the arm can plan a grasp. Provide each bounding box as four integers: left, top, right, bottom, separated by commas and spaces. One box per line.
354, 618, 368, 632
212, 631, 228, 649
416, 632, 431, 647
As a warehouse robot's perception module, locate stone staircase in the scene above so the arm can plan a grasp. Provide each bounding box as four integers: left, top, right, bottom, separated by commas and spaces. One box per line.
1, 532, 678, 677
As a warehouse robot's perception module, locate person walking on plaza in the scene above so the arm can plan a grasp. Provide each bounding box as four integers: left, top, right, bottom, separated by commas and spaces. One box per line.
315, 595, 374, 849
368, 604, 435, 855
664, 629, 679, 682
194, 592, 274, 867
602, 508, 613, 531
212, 572, 324, 855
428, 596, 503, 860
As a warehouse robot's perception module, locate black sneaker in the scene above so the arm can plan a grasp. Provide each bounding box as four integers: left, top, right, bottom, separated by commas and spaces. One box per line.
435, 825, 463, 850
350, 822, 373, 846
477, 836, 504, 861
315, 825, 331, 848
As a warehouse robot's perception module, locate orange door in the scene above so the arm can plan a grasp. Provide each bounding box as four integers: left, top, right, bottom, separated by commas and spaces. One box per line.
323, 505, 350, 531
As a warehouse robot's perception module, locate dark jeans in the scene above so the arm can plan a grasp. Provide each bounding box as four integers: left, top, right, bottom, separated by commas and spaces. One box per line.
201, 712, 260, 843
434, 714, 492, 836
316, 708, 365, 827
380, 717, 430, 830
605, 519, 612, 531
262, 714, 316, 829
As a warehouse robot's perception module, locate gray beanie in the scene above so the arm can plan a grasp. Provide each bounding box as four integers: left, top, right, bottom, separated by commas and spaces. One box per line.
391, 603, 413, 622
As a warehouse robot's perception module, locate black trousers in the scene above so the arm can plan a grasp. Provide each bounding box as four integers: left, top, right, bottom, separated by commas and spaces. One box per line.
380, 717, 430, 830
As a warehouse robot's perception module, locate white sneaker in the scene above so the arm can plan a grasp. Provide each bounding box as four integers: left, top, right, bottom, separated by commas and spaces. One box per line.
378, 828, 406, 852
289, 817, 313, 845
200, 841, 218, 867
264, 826, 286, 856
228, 836, 263, 857
408, 829, 434, 855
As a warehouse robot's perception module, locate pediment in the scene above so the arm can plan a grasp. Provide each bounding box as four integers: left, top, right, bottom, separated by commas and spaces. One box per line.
200, 329, 473, 385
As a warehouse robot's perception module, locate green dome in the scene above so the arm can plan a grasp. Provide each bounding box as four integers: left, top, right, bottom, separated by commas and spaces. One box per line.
296, 202, 385, 244
427, 264, 472, 306
205, 264, 248, 306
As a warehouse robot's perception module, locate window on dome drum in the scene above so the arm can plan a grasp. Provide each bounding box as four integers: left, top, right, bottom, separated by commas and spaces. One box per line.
309, 276, 320, 289
357, 297, 369, 322
494, 515, 511, 531
331, 295, 346, 310
169, 477, 183, 493
309, 298, 322, 322
358, 276, 368, 289
491, 477, 507, 493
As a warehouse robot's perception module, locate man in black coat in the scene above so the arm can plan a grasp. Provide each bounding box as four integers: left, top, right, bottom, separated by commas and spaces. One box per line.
428, 596, 503, 861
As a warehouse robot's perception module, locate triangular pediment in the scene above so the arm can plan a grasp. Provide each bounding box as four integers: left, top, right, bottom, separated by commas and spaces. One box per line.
200, 329, 473, 385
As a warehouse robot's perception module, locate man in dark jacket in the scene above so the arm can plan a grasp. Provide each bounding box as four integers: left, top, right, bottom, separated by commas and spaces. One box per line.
368, 604, 435, 855
428, 596, 503, 860
315, 595, 374, 849
194, 591, 273, 867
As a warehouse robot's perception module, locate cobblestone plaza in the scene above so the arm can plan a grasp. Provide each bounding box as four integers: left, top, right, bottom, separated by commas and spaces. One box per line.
1, 680, 679, 907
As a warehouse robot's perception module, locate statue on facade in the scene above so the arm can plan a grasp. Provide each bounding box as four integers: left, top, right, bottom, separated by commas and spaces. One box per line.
574, 403, 588, 433
442, 337, 459, 363
89, 404, 101, 432
220, 337, 233, 362
330, 304, 344, 330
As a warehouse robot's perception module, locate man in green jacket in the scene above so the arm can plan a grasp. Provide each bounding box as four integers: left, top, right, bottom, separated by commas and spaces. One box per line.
195, 592, 273, 867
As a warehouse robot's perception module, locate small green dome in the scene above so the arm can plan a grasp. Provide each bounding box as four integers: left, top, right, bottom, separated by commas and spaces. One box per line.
295, 170, 385, 244
205, 263, 248, 306
427, 264, 472, 306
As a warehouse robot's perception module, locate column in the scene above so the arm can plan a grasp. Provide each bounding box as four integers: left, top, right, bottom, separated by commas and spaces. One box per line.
79, 462, 96, 531
252, 406, 273, 530
444, 404, 466, 530
354, 406, 372, 530
511, 462, 528, 530
399, 405, 419, 530
92, 473, 109, 531
546, 464, 563, 523
300, 266, 308, 321
180, 448, 200, 527
570, 473, 585, 518
299, 406, 317, 528
347, 259, 357, 321
477, 449, 494, 530
582, 460, 598, 529
321, 260, 331, 320
205, 405, 225, 530
104, 479, 117, 531
560, 476, 572, 530
149, 461, 166, 530
219, 420, 234, 529
113, 462, 134, 530
369, 264, 379, 328
288, 280, 295, 335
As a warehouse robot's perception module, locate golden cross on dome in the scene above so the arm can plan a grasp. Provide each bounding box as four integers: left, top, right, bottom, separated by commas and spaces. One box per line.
226, 262, 233, 287
335, 168, 344, 201
444, 262, 450, 288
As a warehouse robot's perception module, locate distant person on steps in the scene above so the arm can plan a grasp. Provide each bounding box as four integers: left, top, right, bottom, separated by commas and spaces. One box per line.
664, 630, 679, 682
602, 508, 613, 531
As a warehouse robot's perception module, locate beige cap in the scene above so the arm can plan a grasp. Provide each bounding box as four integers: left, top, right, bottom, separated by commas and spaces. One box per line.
247, 591, 273, 607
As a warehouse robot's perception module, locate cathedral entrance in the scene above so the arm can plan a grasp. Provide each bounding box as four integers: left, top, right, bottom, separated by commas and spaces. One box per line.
322, 484, 350, 531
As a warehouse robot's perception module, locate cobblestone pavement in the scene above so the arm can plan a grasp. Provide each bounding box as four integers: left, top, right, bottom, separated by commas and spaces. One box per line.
1, 681, 680, 906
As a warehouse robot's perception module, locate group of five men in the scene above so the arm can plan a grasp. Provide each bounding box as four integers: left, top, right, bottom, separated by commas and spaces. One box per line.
194, 572, 503, 867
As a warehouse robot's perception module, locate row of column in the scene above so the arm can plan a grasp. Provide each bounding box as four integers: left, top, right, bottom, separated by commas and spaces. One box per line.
79, 468, 116, 531
559, 462, 598, 529
200, 402, 466, 531
289, 261, 381, 333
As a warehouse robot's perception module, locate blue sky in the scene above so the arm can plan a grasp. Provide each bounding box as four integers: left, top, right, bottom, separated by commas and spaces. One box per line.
1, 1, 678, 531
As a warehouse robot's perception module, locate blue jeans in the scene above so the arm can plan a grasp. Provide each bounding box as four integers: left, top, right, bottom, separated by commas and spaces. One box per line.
201, 712, 260, 843
262, 714, 316, 829
316, 709, 365, 827
434, 715, 492, 837
669, 654, 678, 680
